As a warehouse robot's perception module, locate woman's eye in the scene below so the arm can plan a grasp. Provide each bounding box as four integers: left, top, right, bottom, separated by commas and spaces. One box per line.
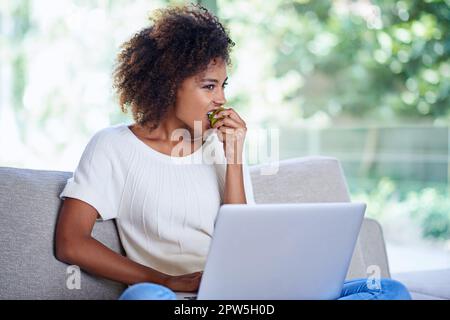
204, 84, 228, 90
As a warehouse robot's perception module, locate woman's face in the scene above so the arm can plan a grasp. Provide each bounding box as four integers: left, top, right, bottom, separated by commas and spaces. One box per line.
174, 58, 228, 137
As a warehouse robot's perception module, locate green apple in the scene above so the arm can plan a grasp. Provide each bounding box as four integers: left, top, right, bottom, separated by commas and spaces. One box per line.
207, 106, 225, 127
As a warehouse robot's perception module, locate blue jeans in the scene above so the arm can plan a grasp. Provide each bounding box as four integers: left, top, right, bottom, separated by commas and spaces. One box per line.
119, 278, 412, 300
338, 278, 412, 300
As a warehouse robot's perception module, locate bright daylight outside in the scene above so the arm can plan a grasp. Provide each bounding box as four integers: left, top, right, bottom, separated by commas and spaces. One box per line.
0, 0, 449, 301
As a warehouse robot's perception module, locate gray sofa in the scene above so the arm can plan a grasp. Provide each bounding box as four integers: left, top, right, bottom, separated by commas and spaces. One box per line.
0, 156, 448, 299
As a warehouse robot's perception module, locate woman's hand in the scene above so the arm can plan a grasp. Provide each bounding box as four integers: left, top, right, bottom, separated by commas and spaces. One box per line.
164, 271, 203, 292
212, 107, 247, 164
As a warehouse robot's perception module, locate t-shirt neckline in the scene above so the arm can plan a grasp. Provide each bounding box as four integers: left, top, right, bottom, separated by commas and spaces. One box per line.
123, 124, 209, 164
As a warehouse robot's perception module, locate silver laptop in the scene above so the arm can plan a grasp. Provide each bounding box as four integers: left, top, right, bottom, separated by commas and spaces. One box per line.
176, 202, 366, 300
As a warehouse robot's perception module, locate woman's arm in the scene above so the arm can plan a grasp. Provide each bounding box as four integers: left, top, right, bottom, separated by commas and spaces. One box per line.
223, 163, 247, 204
55, 198, 169, 286
211, 107, 249, 205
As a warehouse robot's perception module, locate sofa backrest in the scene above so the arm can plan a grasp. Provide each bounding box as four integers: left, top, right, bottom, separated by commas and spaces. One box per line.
250, 156, 351, 203
0, 167, 126, 299
249, 156, 391, 280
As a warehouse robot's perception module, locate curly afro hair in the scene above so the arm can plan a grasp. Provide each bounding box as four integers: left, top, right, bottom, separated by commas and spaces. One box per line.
112, 3, 235, 131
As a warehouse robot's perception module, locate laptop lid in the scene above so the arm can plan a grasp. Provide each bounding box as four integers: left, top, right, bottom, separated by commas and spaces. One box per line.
197, 202, 366, 300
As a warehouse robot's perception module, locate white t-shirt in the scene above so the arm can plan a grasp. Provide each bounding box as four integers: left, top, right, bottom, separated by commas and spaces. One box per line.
59, 123, 255, 276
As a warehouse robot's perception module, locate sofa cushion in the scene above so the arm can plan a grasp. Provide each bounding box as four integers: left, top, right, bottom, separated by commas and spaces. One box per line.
0, 167, 126, 299
392, 269, 450, 300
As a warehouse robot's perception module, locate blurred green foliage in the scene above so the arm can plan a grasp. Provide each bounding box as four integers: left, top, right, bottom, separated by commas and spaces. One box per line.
351, 177, 450, 241
219, 0, 450, 123
290, 0, 450, 120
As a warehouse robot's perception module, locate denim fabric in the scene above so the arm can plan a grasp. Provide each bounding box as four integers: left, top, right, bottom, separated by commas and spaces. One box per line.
119, 283, 177, 300
338, 278, 412, 300
119, 278, 412, 300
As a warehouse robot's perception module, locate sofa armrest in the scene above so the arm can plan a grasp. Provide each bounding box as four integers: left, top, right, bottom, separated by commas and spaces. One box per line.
346, 218, 391, 280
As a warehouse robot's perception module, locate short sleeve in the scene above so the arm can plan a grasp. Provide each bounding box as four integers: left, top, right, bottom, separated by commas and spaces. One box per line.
59, 130, 123, 221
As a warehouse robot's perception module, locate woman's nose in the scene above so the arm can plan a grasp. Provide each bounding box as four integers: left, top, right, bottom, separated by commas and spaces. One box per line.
214, 92, 227, 106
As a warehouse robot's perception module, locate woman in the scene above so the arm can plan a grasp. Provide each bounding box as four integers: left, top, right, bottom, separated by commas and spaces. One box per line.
55, 4, 411, 300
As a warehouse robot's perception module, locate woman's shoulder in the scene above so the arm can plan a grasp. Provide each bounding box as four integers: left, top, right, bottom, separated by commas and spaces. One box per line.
84, 123, 131, 155
92, 123, 128, 139
91, 123, 130, 142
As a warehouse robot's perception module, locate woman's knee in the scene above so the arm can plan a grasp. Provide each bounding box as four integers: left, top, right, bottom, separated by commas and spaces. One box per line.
119, 282, 177, 300
378, 278, 412, 300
